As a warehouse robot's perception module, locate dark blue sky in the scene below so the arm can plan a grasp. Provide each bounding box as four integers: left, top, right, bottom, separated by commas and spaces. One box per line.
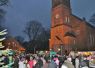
4, 0, 95, 39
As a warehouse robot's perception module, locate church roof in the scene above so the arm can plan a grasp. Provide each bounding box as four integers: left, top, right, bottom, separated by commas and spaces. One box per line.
85, 22, 95, 29
71, 14, 83, 21
72, 14, 95, 29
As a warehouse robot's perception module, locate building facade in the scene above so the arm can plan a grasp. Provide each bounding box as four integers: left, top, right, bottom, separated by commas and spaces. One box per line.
3, 37, 25, 53
49, 0, 95, 52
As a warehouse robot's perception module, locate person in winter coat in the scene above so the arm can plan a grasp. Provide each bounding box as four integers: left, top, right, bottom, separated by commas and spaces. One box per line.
13, 56, 19, 68
82, 66, 88, 68
61, 65, 68, 68
48, 60, 57, 68
19, 57, 26, 68
43, 60, 49, 68
54, 57, 59, 68
28, 57, 33, 68
75, 56, 79, 68
61, 57, 74, 68
34, 58, 43, 68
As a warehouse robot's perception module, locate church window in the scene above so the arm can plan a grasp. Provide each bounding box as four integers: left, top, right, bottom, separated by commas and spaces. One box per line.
92, 35, 95, 45
74, 40, 76, 45
68, 17, 70, 23
65, 16, 70, 23
54, 14, 60, 25
89, 34, 93, 46
55, 14, 60, 19
65, 17, 68, 23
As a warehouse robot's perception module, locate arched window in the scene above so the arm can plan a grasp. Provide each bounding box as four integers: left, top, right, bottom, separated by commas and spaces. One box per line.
89, 34, 93, 46
65, 16, 70, 23
92, 35, 95, 45
74, 40, 76, 45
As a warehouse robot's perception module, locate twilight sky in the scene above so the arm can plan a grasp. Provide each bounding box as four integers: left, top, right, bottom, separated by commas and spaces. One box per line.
3, 0, 95, 40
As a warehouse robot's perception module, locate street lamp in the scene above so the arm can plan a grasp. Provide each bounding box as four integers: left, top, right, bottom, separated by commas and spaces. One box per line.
60, 44, 63, 56
58, 48, 61, 51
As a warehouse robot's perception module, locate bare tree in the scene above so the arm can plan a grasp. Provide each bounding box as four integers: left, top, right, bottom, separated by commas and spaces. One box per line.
15, 36, 24, 44
33, 28, 50, 50
24, 20, 44, 41
24, 20, 44, 51
0, 0, 9, 29
24, 20, 50, 51
0, 0, 9, 6
0, 9, 6, 27
38, 28, 50, 40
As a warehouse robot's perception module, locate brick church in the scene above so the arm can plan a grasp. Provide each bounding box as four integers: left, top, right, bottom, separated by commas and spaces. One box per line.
49, 0, 95, 52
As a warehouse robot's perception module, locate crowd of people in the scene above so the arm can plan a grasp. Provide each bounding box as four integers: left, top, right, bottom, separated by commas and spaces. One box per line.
0, 50, 92, 68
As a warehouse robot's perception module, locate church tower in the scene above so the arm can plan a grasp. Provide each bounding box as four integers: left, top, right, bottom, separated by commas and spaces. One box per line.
50, 0, 95, 52
52, 0, 71, 9
49, 0, 73, 52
